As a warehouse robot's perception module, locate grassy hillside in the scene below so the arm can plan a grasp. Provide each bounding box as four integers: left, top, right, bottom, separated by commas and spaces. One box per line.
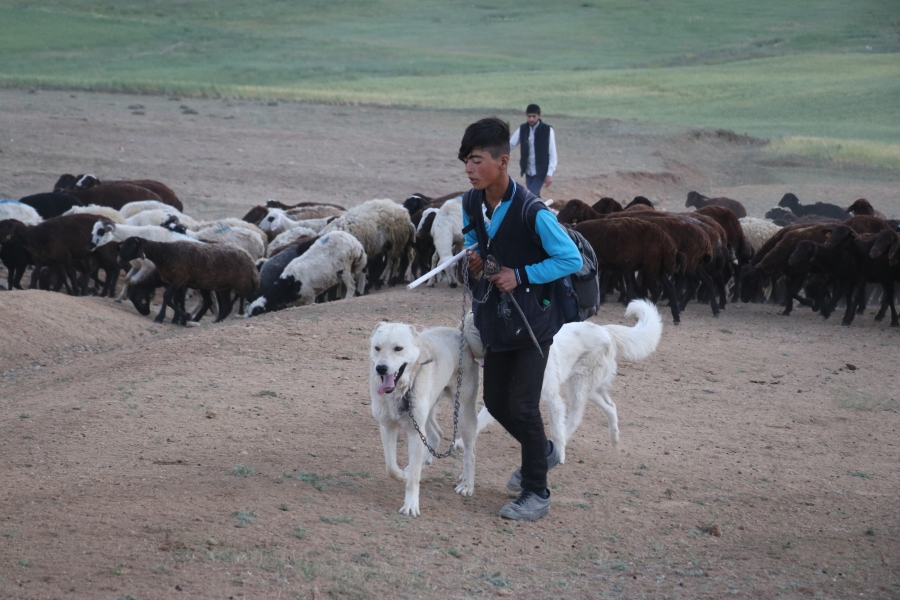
1, 0, 898, 153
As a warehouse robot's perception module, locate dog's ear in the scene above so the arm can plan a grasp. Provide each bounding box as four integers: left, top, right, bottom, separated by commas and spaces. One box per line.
407, 324, 418, 338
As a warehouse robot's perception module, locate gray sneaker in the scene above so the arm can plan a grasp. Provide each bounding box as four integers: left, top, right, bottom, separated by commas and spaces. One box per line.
499, 490, 551, 521
506, 442, 561, 492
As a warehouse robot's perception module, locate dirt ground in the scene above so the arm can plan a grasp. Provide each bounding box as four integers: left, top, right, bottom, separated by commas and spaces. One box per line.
1, 88, 899, 599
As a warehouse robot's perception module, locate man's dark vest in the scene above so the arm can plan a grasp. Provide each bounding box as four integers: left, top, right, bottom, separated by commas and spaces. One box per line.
518, 121, 551, 178
463, 180, 564, 353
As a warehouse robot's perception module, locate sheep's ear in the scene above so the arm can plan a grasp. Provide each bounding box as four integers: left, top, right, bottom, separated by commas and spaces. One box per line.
889, 238, 900, 263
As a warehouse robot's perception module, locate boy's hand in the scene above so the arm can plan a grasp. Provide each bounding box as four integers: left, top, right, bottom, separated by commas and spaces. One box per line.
467, 250, 483, 274
544, 175, 553, 188
489, 267, 518, 292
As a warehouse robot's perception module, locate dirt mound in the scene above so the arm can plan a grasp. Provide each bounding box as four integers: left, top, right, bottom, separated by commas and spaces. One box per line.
0, 290, 163, 375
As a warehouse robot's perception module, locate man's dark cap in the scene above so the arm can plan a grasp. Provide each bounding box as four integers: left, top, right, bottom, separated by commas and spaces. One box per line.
526, 104, 541, 115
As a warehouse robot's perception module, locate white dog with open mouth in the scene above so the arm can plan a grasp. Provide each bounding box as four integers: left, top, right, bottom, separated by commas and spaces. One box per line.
369, 323, 479, 517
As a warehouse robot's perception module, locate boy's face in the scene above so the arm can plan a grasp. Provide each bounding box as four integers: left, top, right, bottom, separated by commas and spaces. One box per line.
526, 112, 540, 127
464, 148, 508, 190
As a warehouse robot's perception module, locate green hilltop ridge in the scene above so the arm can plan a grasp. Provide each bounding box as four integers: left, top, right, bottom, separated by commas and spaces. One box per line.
1, 0, 898, 162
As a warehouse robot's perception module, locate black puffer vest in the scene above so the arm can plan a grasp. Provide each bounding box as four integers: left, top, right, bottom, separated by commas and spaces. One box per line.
464, 180, 564, 353
518, 121, 551, 178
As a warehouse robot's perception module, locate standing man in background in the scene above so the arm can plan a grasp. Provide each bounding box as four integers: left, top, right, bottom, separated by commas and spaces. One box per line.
509, 104, 557, 197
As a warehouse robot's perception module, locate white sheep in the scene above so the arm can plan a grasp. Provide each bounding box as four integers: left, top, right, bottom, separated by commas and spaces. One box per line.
285, 205, 344, 221
739, 217, 781, 255
321, 199, 415, 287
258, 208, 335, 239
119, 200, 176, 220
62, 204, 126, 224
175, 224, 267, 262
427, 197, 464, 287
126, 208, 184, 227
0, 200, 42, 225
245, 231, 367, 316
267, 227, 319, 257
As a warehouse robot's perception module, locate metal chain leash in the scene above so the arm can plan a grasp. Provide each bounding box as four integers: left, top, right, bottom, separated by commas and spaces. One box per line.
406, 252, 479, 458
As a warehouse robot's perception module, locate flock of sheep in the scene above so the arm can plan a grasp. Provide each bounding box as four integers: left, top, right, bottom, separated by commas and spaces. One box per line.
1, 175, 897, 331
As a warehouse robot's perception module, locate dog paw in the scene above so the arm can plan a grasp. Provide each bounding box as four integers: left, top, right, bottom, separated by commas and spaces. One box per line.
454, 480, 475, 497
398, 502, 420, 517
388, 469, 407, 482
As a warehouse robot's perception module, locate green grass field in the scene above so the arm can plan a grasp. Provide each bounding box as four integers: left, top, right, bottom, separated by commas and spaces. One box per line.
1, 1, 898, 162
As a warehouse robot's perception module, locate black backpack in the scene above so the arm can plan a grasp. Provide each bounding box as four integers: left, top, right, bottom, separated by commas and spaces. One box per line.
521, 197, 600, 323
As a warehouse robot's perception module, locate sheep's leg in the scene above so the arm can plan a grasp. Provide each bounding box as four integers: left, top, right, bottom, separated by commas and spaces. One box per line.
192, 290, 214, 321
354, 259, 367, 296
840, 280, 864, 326
215, 291, 235, 322
340, 269, 355, 300
883, 281, 899, 327
659, 274, 681, 325
696, 268, 720, 316
156, 284, 182, 324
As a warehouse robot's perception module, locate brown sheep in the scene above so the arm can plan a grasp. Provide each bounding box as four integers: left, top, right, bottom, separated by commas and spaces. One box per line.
845, 198, 886, 219
67, 183, 163, 211
624, 196, 655, 211
117, 237, 259, 325
591, 198, 623, 214
685, 191, 747, 218
573, 217, 683, 324
740, 224, 832, 315
70, 175, 183, 212
0, 214, 120, 295
842, 215, 893, 234
557, 199, 603, 225
606, 211, 719, 316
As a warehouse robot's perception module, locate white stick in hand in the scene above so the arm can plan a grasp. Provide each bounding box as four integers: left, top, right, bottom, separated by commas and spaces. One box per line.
407, 243, 478, 289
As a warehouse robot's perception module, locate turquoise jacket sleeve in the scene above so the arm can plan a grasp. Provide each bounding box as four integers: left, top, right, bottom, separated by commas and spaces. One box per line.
519, 209, 583, 285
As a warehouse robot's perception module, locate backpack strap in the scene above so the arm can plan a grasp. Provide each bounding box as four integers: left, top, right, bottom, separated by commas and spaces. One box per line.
521, 195, 547, 248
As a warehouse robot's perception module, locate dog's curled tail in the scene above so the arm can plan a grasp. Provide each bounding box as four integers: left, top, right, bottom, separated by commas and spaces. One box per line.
604, 299, 663, 363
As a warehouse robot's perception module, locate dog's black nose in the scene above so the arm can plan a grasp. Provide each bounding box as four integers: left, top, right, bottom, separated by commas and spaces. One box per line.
375, 364, 388, 375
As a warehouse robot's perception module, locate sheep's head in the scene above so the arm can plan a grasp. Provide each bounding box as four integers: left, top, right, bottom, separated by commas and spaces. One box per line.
869, 230, 900, 262
846, 198, 874, 216
823, 226, 854, 249
161, 215, 188, 234
556, 199, 593, 225
89, 219, 115, 250
117, 236, 145, 264
53, 173, 78, 192
764, 207, 791, 221
685, 191, 705, 208
259, 210, 285, 233
0, 219, 23, 244
127, 284, 155, 316
76, 174, 101, 189
778, 193, 800, 209
788, 241, 817, 268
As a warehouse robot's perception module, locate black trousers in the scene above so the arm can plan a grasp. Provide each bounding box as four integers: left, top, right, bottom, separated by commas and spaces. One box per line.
482, 342, 552, 494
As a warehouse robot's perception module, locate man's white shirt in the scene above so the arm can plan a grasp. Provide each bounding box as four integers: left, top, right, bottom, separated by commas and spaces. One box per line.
509, 122, 557, 177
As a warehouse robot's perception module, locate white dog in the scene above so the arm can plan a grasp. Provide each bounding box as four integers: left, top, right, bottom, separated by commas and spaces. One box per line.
460, 299, 662, 464
369, 323, 479, 517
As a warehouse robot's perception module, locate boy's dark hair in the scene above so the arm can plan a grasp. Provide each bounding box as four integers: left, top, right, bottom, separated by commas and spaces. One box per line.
526, 103, 541, 114
458, 117, 510, 162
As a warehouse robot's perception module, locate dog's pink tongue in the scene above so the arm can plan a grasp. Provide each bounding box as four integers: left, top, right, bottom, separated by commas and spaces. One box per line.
377, 373, 396, 395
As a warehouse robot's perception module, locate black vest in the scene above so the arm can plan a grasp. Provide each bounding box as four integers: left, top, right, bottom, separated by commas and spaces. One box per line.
464, 180, 564, 353
518, 121, 551, 178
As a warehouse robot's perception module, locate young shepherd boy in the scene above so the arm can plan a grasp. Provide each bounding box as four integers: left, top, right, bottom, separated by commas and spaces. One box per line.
459, 117, 582, 521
